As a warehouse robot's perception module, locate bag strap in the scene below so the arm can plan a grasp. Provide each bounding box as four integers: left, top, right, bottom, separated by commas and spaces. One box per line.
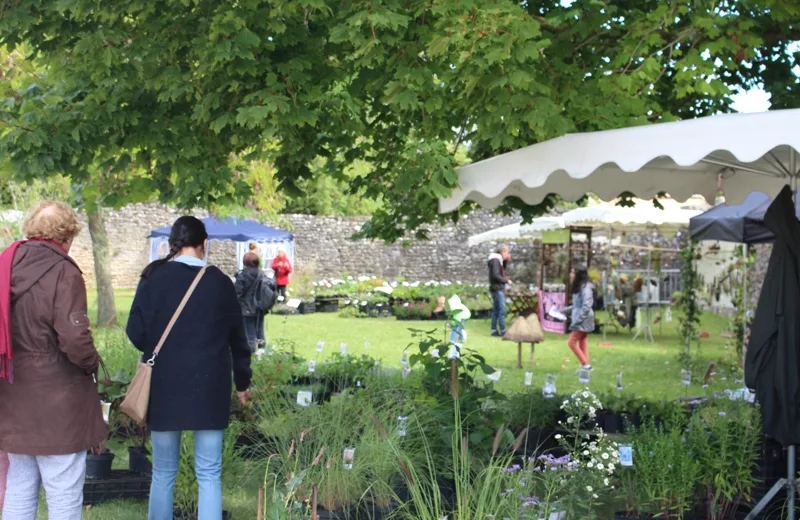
147, 266, 207, 366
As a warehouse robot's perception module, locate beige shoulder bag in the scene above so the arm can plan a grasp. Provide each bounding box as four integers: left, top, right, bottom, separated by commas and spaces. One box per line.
120, 266, 207, 424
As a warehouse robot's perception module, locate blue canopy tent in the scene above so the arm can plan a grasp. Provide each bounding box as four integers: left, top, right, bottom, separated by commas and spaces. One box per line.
689, 191, 800, 244
149, 217, 294, 271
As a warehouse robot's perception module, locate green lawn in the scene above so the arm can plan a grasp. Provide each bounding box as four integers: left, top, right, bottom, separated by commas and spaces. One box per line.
77, 294, 739, 519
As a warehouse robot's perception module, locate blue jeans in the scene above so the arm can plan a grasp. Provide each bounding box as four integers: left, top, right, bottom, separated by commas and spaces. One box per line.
491, 290, 506, 333
149, 430, 223, 520
243, 315, 264, 351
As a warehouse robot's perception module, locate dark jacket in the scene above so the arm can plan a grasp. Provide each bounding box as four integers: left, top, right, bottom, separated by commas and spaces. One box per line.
235, 267, 266, 317
745, 185, 800, 446
0, 242, 107, 455
488, 253, 508, 292
126, 262, 252, 432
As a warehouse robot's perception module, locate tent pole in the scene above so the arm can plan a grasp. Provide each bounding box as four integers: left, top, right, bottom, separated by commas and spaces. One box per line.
790, 444, 797, 520
742, 243, 748, 367
791, 147, 797, 202
746, 444, 798, 520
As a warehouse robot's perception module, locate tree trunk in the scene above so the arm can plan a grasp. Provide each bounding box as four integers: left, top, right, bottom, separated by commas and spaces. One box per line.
87, 207, 117, 327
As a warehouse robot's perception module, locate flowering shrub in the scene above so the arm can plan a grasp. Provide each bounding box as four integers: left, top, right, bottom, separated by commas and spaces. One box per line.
499, 389, 619, 519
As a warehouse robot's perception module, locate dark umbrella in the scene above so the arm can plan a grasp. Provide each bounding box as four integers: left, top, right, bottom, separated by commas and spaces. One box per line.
690, 191, 800, 244
744, 185, 800, 520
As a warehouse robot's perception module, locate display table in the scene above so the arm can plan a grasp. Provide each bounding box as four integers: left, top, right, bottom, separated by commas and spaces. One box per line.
505, 291, 539, 319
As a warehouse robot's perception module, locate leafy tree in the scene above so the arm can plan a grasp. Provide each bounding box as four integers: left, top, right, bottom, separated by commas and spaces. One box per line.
1, 0, 798, 245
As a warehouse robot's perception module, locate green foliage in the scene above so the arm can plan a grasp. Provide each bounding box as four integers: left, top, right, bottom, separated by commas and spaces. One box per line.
408, 329, 509, 461
687, 399, 761, 520
630, 415, 700, 519
678, 243, 702, 371
3, 2, 799, 240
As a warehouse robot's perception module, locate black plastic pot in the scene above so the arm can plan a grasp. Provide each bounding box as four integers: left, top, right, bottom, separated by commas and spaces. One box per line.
128, 446, 152, 476
299, 301, 316, 314
86, 451, 116, 480
603, 412, 624, 434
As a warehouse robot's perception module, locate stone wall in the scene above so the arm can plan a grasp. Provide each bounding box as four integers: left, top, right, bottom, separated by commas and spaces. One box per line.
69, 204, 532, 289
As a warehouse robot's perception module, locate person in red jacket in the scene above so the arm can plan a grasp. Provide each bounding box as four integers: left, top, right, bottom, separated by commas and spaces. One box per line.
270, 249, 292, 301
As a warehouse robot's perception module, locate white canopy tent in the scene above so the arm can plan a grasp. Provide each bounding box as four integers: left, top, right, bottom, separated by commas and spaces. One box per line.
467, 197, 706, 246
440, 109, 800, 213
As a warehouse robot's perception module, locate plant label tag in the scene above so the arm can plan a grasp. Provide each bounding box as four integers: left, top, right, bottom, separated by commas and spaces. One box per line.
488, 370, 502, 382
297, 391, 312, 407
308, 360, 316, 374
401, 351, 409, 366
343, 448, 355, 470
286, 298, 301, 309
356, 380, 361, 387
543, 374, 557, 399
100, 401, 111, 424
448, 345, 460, 359
364, 341, 369, 352
340, 343, 347, 355
397, 416, 408, 437
616, 373, 623, 391
525, 372, 533, 386
619, 445, 633, 467
681, 368, 692, 387
316, 341, 324, 353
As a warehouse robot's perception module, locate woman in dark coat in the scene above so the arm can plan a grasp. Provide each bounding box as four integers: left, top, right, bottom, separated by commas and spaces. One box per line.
234, 252, 267, 350
126, 216, 252, 520
0, 201, 106, 519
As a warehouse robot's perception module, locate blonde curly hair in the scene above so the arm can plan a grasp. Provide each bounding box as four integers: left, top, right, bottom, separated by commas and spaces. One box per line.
23, 201, 82, 245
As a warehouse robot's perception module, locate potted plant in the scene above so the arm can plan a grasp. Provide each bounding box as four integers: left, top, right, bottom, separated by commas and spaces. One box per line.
687, 399, 761, 520
86, 446, 116, 480
631, 416, 699, 519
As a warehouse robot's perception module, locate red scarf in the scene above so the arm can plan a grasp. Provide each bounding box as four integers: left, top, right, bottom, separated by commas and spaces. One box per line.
0, 238, 67, 382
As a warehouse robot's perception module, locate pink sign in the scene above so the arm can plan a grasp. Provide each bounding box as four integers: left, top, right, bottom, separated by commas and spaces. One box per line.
538, 290, 567, 334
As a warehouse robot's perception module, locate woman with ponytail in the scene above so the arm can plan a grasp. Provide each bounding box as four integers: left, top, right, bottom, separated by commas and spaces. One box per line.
127, 216, 252, 520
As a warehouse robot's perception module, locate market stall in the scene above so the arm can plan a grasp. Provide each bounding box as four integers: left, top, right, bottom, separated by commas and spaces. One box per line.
149, 217, 294, 273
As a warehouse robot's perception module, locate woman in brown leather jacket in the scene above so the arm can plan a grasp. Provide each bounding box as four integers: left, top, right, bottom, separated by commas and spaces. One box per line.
0, 201, 106, 519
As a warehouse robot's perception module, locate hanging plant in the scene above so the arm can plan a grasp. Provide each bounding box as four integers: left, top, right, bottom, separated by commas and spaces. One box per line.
678, 242, 703, 371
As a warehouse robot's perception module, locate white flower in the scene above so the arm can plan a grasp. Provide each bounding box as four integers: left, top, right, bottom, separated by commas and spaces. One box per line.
586, 486, 593, 492
601, 453, 609, 460
597, 463, 604, 470
583, 450, 589, 456
593, 494, 599, 499
604, 478, 609, 486
582, 391, 589, 398
587, 462, 594, 468
555, 434, 563, 440
567, 417, 574, 424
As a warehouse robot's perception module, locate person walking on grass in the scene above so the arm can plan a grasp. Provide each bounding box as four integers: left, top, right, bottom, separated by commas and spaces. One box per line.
563, 265, 595, 372
126, 216, 252, 520
0, 201, 107, 520
488, 244, 512, 337
270, 248, 292, 301
235, 251, 268, 351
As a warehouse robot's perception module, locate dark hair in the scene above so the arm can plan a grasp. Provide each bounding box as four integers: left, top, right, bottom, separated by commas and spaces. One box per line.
141, 216, 209, 278
243, 252, 260, 268
570, 264, 590, 295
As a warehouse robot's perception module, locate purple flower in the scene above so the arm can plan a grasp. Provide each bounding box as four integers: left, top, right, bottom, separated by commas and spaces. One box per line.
520, 495, 540, 507
503, 464, 522, 473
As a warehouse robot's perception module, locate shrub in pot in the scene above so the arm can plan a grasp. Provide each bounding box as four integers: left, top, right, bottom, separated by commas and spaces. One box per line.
86, 448, 115, 480
687, 398, 761, 520
630, 413, 698, 519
